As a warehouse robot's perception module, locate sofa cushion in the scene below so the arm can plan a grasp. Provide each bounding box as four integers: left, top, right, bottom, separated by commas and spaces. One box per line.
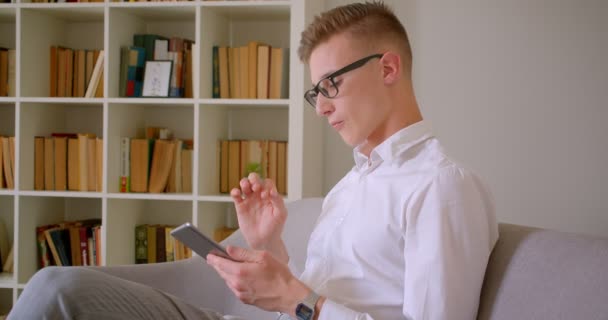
478, 223, 608, 320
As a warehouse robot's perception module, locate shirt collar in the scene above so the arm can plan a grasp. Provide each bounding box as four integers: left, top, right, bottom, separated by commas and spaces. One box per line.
353, 120, 434, 170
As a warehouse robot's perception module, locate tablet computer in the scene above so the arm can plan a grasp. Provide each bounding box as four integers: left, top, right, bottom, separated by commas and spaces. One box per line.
170, 222, 235, 261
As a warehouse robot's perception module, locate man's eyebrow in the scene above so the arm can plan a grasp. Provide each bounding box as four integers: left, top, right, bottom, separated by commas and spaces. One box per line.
311, 69, 337, 86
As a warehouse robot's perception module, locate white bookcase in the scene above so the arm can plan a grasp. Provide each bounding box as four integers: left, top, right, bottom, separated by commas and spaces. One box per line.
0, 0, 326, 311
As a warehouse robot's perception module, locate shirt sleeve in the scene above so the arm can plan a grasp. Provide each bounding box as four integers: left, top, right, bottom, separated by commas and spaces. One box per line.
401, 166, 499, 319
317, 299, 375, 320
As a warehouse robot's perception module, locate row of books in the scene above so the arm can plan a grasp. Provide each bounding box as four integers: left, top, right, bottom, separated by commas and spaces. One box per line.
31, 0, 103, 2
37, 219, 102, 268
219, 139, 288, 194
0, 136, 15, 190
120, 35, 193, 98
0, 48, 15, 97
34, 134, 103, 192
49, 47, 104, 98
120, 127, 193, 193
212, 42, 289, 100
135, 224, 192, 264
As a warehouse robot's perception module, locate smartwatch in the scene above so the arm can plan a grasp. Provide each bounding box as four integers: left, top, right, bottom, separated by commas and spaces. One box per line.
295, 291, 320, 320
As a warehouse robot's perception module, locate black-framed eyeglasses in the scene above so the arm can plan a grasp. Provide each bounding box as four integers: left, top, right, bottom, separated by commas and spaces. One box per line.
304, 53, 383, 108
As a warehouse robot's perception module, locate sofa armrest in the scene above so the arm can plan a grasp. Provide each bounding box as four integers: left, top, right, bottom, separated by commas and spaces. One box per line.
92, 255, 228, 312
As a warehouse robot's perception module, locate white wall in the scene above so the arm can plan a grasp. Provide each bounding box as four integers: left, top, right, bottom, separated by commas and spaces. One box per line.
321, 0, 608, 237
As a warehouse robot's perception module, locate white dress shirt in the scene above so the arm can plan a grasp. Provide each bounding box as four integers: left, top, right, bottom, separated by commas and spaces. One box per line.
298, 121, 499, 320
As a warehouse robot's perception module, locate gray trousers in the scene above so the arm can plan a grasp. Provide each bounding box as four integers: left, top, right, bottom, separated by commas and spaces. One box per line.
9, 267, 226, 320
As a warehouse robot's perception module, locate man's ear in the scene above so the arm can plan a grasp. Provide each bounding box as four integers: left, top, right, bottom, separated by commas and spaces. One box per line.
381, 52, 401, 85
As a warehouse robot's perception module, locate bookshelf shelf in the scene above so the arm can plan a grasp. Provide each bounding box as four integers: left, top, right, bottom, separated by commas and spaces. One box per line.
198, 194, 232, 203
18, 97, 104, 104
1, 0, 326, 311
200, 98, 289, 107
106, 193, 193, 201
0, 274, 14, 287
107, 98, 196, 105
18, 191, 103, 198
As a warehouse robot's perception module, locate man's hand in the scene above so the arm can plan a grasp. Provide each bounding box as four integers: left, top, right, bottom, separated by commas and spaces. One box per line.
231, 173, 288, 262
207, 246, 311, 317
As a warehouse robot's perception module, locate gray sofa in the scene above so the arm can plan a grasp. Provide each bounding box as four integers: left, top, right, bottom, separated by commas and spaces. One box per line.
95, 198, 608, 319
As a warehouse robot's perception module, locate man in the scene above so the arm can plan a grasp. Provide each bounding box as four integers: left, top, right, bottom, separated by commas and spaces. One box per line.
207, 1, 498, 319
9, 2, 497, 320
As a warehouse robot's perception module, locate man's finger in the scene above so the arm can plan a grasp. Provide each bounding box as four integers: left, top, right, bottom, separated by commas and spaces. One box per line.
227, 245, 261, 263
230, 188, 243, 204
240, 178, 253, 195
207, 253, 243, 274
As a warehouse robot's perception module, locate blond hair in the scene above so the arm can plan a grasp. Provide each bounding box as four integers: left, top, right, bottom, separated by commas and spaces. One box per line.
298, 1, 412, 71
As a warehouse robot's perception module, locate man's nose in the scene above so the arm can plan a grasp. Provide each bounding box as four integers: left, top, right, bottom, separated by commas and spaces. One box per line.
315, 94, 334, 117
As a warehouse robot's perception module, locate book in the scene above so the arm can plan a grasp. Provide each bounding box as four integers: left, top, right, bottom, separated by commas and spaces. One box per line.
156, 226, 166, 263
228, 47, 239, 99
227, 140, 240, 191
36, 225, 54, 268
119, 137, 130, 192
0, 138, 3, 189
78, 133, 96, 191
218, 46, 230, 99
165, 226, 174, 262
34, 137, 45, 190
85, 50, 104, 98
119, 47, 130, 97
269, 47, 289, 99
96, 138, 103, 192
74, 49, 86, 97
212, 46, 220, 98
166, 139, 183, 193
0, 49, 7, 96
267, 140, 278, 185
238, 46, 249, 99
147, 225, 157, 263
7, 49, 15, 97
148, 139, 175, 193
135, 224, 148, 264
67, 138, 79, 191
87, 137, 97, 191
247, 41, 262, 99
126, 46, 146, 97
181, 148, 192, 193
130, 139, 153, 193
277, 141, 287, 194
1, 137, 13, 189
2, 246, 13, 273
44, 228, 71, 266
256, 45, 270, 99
43, 137, 54, 191
219, 140, 229, 193
50, 47, 58, 97
53, 136, 67, 191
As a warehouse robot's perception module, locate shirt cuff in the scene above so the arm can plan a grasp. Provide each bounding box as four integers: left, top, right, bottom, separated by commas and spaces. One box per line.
317, 299, 366, 320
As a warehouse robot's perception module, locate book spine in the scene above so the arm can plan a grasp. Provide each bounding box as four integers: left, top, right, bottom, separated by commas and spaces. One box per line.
119, 137, 131, 192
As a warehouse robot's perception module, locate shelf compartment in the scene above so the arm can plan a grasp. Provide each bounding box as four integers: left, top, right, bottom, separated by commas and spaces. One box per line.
0, 104, 15, 137
0, 8, 16, 52
198, 104, 288, 196
18, 196, 101, 283
107, 6, 196, 98
20, 8, 104, 97
105, 198, 192, 266
0, 288, 11, 315
0, 196, 14, 282
19, 103, 103, 192
199, 4, 290, 99
107, 103, 194, 194
196, 201, 235, 241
